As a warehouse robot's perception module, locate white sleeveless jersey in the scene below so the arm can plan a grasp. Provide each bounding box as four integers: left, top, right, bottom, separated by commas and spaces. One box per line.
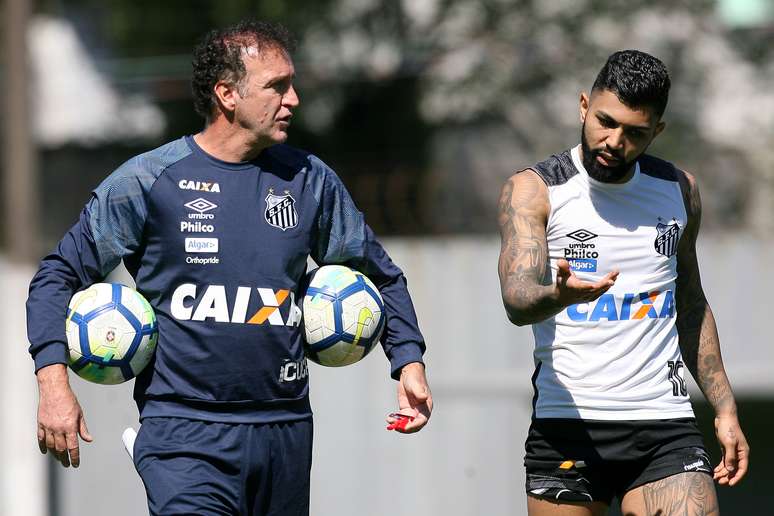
529, 145, 694, 420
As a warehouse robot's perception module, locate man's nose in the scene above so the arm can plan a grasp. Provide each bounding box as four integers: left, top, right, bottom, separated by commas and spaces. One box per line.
605, 128, 625, 150
283, 85, 300, 108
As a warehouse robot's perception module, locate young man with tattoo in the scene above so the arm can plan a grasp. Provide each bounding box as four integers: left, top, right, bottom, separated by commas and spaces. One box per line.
497, 50, 749, 515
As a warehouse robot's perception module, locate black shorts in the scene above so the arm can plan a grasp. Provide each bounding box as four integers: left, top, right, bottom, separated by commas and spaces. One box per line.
524, 418, 712, 504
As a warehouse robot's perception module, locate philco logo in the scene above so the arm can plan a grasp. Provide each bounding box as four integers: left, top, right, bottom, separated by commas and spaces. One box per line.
171, 284, 302, 326
567, 290, 674, 322
178, 179, 221, 193
565, 229, 599, 271
180, 221, 214, 233
184, 198, 217, 220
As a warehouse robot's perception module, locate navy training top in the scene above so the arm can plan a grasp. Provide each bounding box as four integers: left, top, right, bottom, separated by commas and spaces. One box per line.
26, 136, 425, 423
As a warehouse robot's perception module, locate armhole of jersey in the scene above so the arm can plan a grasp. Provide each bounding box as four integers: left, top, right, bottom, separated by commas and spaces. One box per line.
521, 166, 556, 237
541, 178, 557, 239
673, 170, 691, 242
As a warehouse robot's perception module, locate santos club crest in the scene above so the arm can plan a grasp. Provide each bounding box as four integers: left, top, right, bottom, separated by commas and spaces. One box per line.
265, 190, 298, 231
654, 218, 680, 257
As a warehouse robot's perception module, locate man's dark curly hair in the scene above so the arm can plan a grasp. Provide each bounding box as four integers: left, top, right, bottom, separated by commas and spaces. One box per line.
191, 20, 296, 122
592, 50, 671, 118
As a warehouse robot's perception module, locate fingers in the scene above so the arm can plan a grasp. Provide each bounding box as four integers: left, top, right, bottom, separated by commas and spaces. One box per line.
66, 431, 81, 468
37, 414, 93, 468
386, 410, 428, 434
556, 259, 572, 277
45, 429, 56, 457
401, 409, 430, 433
389, 395, 433, 434
585, 270, 618, 292
37, 425, 47, 454
39, 427, 87, 468
54, 432, 71, 467
722, 442, 738, 478
714, 431, 750, 487
385, 410, 418, 431
714, 461, 730, 485
389, 365, 433, 435
728, 442, 749, 486
600, 269, 619, 285
37, 385, 92, 468
79, 416, 94, 443
560, 266, 619, 303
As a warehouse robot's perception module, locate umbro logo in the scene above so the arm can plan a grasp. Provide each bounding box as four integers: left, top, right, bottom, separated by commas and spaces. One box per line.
184, 198, 217, 220
184, 198, 218, 214
567, 229, 598, 242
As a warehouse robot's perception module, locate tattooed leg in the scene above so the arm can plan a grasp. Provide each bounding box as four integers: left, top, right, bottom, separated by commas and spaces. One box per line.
620, 472, 718, 516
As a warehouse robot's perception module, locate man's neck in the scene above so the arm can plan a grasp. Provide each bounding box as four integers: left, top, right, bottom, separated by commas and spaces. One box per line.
194, 123, 268, 163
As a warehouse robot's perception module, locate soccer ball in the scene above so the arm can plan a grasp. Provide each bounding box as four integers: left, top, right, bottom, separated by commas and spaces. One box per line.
65, 283, 158, 384
302, 265, 385, 367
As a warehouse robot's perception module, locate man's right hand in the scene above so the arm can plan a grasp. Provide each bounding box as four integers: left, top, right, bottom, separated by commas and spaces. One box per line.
36, 364, 93, 468
554, 258, 619, 306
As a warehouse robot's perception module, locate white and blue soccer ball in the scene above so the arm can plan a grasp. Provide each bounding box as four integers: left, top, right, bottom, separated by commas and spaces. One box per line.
302, 265, 385, 367
65, 283, 158, 384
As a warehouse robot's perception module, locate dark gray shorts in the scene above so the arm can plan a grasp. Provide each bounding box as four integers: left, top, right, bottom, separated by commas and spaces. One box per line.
524, 417, 712, 504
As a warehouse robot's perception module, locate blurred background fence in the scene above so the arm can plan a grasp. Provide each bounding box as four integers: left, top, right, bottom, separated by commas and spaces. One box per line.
2, 0, 773, 514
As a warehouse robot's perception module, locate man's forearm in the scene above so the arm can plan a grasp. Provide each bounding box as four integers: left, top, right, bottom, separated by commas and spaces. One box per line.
678, 302, 737, 415
502, 282, 564, 326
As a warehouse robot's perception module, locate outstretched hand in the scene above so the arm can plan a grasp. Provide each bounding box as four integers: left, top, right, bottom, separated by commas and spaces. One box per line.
37, 364, 93, 468
713, 414, 749, 486
386, 362, 432, 434
555, 258, 619, 305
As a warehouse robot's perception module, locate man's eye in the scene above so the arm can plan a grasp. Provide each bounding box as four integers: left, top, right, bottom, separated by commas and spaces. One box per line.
272, 81, 290, 94
598, 117, 615, 128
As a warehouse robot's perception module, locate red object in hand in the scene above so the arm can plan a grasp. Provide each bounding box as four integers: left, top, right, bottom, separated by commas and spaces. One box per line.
386, 412, 415, 431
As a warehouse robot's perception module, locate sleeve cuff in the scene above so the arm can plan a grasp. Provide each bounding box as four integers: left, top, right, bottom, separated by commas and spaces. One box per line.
388, 342, 424, 380
33, 342, 68, 373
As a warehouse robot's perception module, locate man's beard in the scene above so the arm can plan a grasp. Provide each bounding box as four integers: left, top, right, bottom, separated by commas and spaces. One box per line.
580, 123, 640, 183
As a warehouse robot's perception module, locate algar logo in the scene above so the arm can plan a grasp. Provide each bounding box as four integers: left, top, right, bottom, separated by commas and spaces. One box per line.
171, 284, 301, 326
567, 290, 674, 322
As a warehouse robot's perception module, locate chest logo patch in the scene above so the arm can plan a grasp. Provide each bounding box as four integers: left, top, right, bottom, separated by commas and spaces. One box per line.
265, 190, 298, 231
565, 228, 600, 271
654, 218, 680, 257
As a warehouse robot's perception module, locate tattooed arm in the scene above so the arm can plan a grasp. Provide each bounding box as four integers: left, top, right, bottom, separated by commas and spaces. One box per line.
675, 170, 749, 486
497, 170, 618, 326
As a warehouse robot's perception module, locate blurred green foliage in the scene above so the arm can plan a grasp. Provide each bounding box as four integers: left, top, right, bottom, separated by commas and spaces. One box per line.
29, 0, 774, 241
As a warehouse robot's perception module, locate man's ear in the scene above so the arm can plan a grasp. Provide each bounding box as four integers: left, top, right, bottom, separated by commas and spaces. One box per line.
653, 120, 666, 139
579, 92, 590, 123
213, 80, 239, 114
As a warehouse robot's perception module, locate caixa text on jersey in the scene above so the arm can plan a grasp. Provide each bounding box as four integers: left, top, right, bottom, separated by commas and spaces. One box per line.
170, 283, 302, 326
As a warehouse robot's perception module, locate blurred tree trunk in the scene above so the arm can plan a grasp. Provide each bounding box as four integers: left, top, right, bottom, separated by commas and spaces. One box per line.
3, 0, 39, 262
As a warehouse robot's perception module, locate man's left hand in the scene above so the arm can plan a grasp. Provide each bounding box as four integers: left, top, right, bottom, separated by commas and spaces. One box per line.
713, 413, 749, 486
386, 362, 432, 434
